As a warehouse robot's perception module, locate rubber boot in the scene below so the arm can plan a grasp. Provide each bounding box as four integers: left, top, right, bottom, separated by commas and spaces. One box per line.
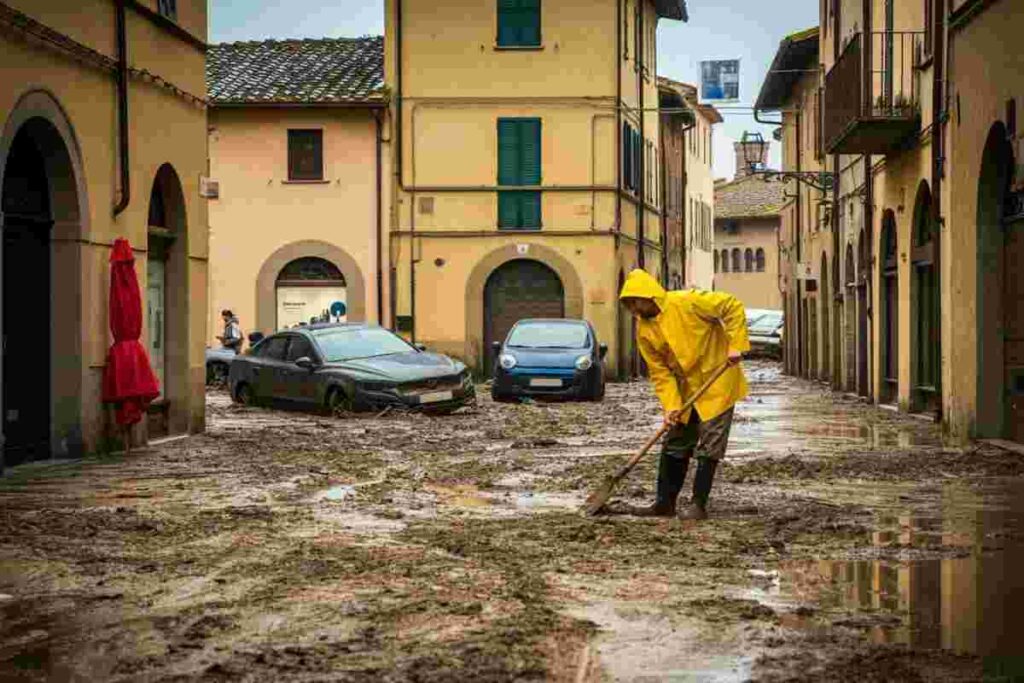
629, 452, 690, 517
680, 457, 718, 521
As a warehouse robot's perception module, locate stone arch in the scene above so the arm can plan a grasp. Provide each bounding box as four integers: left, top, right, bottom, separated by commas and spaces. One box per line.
256, 241, 366, 334
465, 243, 584, 371
0, 89, 89, 463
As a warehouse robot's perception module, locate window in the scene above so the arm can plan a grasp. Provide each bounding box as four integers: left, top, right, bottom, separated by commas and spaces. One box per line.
497, 0, 541, 48
287, 129, 323, 181
721, 249, 730, 273
497, 118, 542, 229
756, 248, 766, 272
744, 248, 754, 272
258, 336, 289, 361
732, 248, 741, 272
714, 251, 719, 273
157, 0, 177, 20
922, 0, 933, 59
286, 336, 316, 362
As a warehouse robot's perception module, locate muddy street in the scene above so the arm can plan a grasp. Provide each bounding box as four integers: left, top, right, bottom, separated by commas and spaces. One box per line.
1, 362, 1023, 681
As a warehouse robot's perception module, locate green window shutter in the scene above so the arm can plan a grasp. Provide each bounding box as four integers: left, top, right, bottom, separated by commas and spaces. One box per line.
499, 192, 521, 228
498, 0, 541, 47
497, 118, 522, 186
622, 123, 632, 191
520, 118, 541, 185
520, 191, 541, 228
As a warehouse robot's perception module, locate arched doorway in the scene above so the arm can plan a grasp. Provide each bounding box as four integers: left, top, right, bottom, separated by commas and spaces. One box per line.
911, 182, 940, 415
844, 244, 856, 391
821, 252, 830, 381
832, 251, 843, 389
146, 163, 189, 438
880, 210, 899, 404
857, 229, 869, 398
977, 122, 1022, 442
1, 115, 82, 465
484, 259, 565, 374
275, 257, 347, 329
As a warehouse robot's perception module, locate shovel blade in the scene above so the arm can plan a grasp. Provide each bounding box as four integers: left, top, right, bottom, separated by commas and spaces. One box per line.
582, 474, 620, 516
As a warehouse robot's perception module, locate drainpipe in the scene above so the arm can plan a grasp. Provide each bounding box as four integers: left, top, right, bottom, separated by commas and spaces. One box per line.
393, 0, 416, 342
375, 110, 384, 326
636, 1, 645, 270
615, 0, 622, 238
930, 0, 945, 422
795, 111, 804, 378
679, 118, 695, 284
113, 0, 131, 217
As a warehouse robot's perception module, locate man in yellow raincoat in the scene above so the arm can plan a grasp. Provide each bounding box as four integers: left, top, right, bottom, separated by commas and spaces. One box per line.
618, 269, 750, 520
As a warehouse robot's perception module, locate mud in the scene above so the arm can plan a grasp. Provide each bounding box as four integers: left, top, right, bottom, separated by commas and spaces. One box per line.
1, 361, 1023, 681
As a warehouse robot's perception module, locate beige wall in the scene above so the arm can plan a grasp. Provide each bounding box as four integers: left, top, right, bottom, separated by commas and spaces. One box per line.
0, 0, 209, 454
715, 217, 782, 310
207, 107, 385, 340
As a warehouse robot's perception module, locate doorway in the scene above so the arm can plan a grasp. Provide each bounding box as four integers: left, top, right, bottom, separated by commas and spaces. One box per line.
857, 230, 869, 398
977, 122, 1023, 442
275, 256, 347, 329
821, 252, 830, 381
881, 210, 899, 404
484, 259, 564, 375
1, 126, 51, 466
911, 182, 941, 415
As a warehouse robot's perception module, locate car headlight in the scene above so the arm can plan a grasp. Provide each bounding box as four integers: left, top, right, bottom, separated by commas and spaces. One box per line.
575, 355, 593, 371
499, 354, 517, 370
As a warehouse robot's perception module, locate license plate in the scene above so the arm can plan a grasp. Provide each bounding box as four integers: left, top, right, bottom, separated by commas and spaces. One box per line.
530, 378, 563, 388
419, 390, 453, 404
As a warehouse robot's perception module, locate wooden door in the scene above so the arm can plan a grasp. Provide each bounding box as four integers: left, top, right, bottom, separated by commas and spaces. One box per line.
484, 259, 564, 373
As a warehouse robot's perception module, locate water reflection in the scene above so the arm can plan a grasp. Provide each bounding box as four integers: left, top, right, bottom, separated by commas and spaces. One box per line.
775, 481, 1024, 663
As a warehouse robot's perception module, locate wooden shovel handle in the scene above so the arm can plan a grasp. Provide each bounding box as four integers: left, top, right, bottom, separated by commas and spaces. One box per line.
612, 362, 733, 479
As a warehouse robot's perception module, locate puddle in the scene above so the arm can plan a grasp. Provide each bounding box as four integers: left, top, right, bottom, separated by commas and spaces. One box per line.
567, 601, 754, 682
322, 485, 356, 501
761, 480, 1024, 659
425, 484, 581, 512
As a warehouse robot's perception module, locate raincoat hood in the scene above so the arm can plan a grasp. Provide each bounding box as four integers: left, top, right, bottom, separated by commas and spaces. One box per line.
619, 269, 667, 308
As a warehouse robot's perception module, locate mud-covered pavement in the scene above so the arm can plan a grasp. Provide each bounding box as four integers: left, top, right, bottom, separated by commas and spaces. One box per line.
2, 362, 1024, 681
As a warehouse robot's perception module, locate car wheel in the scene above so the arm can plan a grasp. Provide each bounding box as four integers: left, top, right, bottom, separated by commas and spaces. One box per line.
327, 387, 354, 415
207, 362, 229, 387
490, 386, 513, 403
234, 382, 254, 406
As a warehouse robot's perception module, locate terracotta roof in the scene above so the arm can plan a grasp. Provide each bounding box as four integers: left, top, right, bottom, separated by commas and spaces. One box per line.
714, 174, 786, 219
207, 36, 384, 106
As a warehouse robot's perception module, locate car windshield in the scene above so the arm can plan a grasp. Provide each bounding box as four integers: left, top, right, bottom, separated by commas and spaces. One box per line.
750, 312, 783, 331
312, 327, 415, 362
507, 322, 590, 349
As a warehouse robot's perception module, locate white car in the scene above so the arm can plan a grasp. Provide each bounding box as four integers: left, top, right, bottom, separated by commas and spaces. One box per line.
746, 309, 784, 353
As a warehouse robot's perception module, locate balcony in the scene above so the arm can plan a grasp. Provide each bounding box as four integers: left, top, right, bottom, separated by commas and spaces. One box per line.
823, 31, 923, 155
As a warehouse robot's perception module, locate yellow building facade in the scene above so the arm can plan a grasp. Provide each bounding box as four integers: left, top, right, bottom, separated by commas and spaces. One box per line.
206, 38, 389, 348
0, 0, 209, 466
385, 0, 689, 378
763, 0, 1024, 444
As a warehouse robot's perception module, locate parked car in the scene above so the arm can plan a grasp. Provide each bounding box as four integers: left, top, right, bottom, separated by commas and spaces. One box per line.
206, 346, 237, 385
228, 323, 474, 413
491, 318, 607, 402
746, 309, 784, 357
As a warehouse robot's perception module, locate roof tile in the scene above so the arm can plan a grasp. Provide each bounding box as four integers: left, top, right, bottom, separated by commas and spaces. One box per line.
714, 174, 786, 219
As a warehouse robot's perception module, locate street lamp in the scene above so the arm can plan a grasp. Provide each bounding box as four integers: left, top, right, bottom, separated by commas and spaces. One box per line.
740, 129, 835, 194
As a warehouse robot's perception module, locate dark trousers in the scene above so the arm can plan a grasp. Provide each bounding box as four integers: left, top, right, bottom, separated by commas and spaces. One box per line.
663, 407, 734, 462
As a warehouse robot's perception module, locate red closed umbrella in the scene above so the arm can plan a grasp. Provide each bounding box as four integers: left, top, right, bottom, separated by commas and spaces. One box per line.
102, 238, 160, 432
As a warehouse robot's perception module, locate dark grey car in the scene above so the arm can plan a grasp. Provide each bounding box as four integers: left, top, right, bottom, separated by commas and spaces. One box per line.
228, 323, 475, 413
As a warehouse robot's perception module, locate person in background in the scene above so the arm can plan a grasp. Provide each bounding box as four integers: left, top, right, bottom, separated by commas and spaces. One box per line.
217, 309, 243, 353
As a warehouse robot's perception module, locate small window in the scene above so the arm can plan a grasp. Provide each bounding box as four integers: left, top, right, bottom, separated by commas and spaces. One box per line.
714, 251, 719, 273
288, 130, 323, 181
497, 0, 541, 48
258, 336, 290, 361
756, 248, 766, 272
157, 0, 177, 20
732, 248, 742, 272
721, 249, 730, 273
744, 248, 754, 272
286, 336, 316, 362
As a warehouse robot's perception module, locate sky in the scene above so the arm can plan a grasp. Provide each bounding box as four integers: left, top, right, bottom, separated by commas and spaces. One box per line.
209, 1, 819, 179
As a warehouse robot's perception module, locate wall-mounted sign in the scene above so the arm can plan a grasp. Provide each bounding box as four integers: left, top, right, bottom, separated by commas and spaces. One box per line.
700, 59, 740, 102
516, 244, 530, 255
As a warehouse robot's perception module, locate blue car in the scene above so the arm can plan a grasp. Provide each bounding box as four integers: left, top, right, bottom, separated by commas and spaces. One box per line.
491, 319, 607, 402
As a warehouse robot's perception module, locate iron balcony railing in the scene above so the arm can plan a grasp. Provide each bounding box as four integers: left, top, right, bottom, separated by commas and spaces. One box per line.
823, 31, 924, 154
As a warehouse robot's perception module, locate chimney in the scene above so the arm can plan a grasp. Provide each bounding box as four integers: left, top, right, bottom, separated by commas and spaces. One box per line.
734, 139, 769, 178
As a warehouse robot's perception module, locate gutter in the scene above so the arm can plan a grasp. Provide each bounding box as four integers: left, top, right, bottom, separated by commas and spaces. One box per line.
615, 0, 622, 240
637, 0, 645, 270
113, 0, 130, 217
375, 110, 384, 325
394, 0, 416, 342
930, 0, 945, 421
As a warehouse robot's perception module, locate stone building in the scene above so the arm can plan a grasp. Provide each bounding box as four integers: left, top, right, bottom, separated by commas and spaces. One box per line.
713, 140, 784, 311
206, 37, 388, 343
760, 0, 1023, 445
385, 0, 690, 378
658, 77, 719, 291
0, 0, 209, 466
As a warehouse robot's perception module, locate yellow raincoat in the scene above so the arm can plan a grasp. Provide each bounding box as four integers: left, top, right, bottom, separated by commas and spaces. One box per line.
619, 269, 750, 422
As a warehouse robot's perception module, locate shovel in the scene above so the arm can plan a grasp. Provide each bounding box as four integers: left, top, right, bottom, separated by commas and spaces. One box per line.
582, 362, 733, 516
